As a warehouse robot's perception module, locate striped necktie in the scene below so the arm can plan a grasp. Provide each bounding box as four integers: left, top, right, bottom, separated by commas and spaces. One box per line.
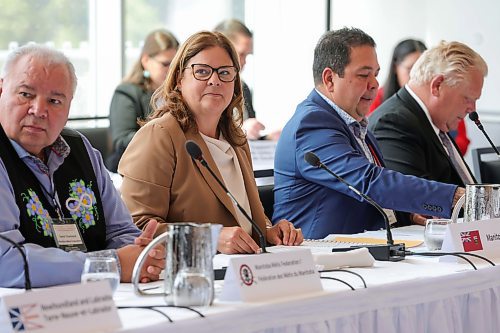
438, 131, 470, 185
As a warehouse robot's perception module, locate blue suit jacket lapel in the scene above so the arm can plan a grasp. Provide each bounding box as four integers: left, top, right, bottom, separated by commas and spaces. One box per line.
308, 90, 367, 156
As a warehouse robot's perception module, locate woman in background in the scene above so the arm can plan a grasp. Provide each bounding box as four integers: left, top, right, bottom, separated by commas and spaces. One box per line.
107, 29, 179, 172
118, 31, 302, 253
369, 38, 469, 155
369, 39, 427, 113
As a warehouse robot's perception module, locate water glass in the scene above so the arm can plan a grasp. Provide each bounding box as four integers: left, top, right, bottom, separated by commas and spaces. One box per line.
81, 256, 120, 293
424, 219, 452, 251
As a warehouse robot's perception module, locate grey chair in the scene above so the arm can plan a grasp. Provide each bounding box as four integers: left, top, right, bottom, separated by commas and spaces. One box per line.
471, 146, 500, 183
72, 127, 111, 162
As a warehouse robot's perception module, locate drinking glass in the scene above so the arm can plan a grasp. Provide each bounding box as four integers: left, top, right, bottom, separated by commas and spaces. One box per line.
424, 219, 452, 251
81, 256, 120, 293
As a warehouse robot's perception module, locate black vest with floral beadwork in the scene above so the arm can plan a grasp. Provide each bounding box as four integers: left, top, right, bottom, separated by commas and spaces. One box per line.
0, 125, 106, 251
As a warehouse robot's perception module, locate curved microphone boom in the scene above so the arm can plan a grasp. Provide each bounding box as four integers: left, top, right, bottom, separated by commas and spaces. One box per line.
469, 111, 500, 157
0, 234, 32, 290
185, 140, 267, 253
304, 151, 405, 261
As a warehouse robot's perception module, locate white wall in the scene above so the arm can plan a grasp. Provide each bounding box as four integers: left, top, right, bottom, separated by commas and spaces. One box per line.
245, 0, 326, 131
329, 0, 500, 166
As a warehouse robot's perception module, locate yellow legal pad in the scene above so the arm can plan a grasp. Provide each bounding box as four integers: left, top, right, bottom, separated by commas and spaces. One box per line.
333, 237, 423, 248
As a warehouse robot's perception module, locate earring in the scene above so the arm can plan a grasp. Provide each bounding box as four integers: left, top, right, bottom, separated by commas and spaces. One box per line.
143, 70, 150, 79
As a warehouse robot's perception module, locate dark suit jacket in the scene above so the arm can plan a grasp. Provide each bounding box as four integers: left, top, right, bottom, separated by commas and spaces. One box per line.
273, 89, 457, 239
368, 87, 474, 186
242, 81, 256, 120
107, 83, 153, 172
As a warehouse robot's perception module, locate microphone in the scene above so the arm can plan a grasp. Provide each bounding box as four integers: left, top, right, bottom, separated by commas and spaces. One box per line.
304, 151, 405, 261
469, 111, 500, 157
0, 234, 32, 290
185, 140, 267, 253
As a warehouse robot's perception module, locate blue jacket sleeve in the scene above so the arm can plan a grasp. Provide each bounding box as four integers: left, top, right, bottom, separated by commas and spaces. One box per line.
295, 105, 457, 217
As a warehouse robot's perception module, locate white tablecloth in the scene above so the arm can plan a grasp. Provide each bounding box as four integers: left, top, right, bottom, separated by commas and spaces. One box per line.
2, 226, 500, 333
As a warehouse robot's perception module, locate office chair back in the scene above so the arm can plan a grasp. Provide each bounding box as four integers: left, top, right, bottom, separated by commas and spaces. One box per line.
471, 146, 500, 183
254, 169, 274, 219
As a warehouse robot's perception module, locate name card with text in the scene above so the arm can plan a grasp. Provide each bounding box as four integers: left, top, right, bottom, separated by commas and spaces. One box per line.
441, 218, 500, 261
0, 281, 121, 333
220, 248, 322, 302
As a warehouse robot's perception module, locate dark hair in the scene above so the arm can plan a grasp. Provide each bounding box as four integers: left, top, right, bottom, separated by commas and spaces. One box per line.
383, 39, 426, 101
214, 19, 253, 42
313, 27, 375, 85
123, 29, 179, 91
148, 31, 246, 147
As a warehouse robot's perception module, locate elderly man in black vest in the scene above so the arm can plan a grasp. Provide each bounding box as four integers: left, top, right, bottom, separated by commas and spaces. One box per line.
0, 44, 164, 288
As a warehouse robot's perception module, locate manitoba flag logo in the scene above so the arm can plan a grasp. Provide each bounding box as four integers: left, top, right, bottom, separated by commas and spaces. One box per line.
460, 230, 483, 252
8, 304, 43, 331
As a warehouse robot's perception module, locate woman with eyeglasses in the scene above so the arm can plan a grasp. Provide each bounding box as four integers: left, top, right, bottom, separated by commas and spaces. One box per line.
107, 29, 179, 172
118, 31, 303, 253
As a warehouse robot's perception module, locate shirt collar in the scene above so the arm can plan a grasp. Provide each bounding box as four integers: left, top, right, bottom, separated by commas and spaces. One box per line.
9, 135, 71, 173
315, 88, 368, 139
405, 84, 440, 137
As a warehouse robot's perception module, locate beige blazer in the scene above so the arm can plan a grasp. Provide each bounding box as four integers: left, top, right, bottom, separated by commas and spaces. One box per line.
118, 113, 269, 242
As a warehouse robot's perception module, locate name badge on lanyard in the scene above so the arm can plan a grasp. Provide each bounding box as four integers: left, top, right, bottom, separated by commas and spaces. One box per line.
49, 192, 92, 252
50, 218, 87, 252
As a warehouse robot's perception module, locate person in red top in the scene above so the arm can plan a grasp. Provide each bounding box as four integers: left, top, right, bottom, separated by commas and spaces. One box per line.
370, 39, 469, 155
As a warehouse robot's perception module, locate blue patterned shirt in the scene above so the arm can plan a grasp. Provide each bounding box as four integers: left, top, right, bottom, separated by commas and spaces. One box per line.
0, 132, 140, 288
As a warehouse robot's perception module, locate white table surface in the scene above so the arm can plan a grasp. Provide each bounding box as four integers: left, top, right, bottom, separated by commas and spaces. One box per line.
2, 226, 499, 333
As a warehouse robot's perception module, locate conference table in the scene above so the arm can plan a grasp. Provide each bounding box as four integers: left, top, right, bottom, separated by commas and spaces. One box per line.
1, 226, 499, 333
112, 226, 500, 333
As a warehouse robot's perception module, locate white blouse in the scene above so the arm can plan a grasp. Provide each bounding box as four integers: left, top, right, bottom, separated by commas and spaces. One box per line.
201, 133, 252, 235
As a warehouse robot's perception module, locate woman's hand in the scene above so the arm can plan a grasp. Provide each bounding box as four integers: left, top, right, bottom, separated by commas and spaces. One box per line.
218, 226, 261, 254
266, 220, 303, 246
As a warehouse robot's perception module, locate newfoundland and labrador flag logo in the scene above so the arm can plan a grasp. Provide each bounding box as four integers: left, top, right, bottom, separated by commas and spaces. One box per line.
460, 230, 483, 252
8, 304, 43, 331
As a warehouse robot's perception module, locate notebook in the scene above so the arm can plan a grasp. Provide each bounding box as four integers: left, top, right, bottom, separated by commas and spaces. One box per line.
303, 236, 422, 248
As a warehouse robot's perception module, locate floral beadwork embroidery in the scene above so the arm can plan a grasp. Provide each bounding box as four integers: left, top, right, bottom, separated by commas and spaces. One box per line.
22, 189, 53, 237
66, 179, 98, 230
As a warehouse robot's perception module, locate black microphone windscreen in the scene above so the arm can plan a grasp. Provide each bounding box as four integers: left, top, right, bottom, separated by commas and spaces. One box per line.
304, 151, 321, 167
185, 140, 203, 161
469, 111, 479, 122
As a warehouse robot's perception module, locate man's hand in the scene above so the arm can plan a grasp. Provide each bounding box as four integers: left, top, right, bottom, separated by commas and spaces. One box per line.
242, 118, 265, 140
118, 219, 165, 283
452, 187, 465, 207
263, 128, 282, 141
266, 220, 303, 246
134, 219, 158, 246
218, 226, 261, 254
410, 213, 435, 226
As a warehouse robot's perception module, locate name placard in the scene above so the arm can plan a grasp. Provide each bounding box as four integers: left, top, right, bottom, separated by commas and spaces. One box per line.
219, 248, 322, 302
0, 281, 121, 333
249, 140, 277, 171
441, 218, 500, 261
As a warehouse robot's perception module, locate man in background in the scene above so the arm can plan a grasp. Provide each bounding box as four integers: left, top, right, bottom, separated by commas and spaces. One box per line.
368, 41, 486, 186
215, 19, 281, 140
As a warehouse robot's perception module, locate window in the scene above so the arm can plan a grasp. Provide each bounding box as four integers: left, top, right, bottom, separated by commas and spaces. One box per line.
0, 0, 91, 119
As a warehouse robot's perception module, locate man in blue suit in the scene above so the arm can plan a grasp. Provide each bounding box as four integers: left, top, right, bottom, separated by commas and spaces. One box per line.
273, 27, 464, 239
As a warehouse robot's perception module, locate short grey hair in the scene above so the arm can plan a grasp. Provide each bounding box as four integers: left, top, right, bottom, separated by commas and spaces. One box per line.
409, 40, 488, 87
1, 43, 77, 94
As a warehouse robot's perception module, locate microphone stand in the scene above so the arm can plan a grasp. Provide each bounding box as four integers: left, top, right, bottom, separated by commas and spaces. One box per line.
0, 234, 32, 290
305, 152, 405, 261
185, 141, 267, 253
469, 111, 500, 157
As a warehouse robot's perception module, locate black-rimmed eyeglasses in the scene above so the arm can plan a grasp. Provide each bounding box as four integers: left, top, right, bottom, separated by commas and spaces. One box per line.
184, 64, 238, 82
